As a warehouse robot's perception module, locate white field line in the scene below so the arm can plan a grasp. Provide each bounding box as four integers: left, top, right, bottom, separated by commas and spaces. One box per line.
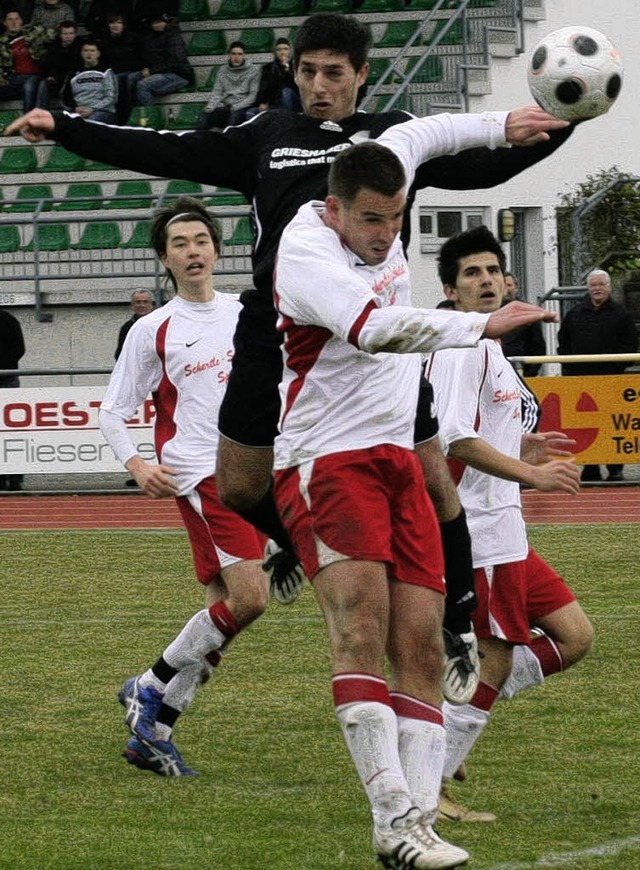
481, 834, 640, 869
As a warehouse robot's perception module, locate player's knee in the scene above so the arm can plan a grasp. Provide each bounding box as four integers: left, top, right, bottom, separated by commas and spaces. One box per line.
562, 616, 594, 668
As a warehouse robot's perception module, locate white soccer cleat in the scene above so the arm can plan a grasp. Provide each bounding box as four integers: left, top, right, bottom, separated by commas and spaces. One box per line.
442, 629, 480, 706
262, 540, 307, 605
375, 807, 469, 869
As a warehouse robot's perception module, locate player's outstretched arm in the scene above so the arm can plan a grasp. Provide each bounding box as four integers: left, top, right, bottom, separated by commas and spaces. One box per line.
5, 109, 55, 142
483, 300, 558, 339
504, 105, 570, 146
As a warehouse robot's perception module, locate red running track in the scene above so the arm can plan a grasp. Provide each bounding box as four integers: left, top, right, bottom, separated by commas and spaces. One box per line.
0, 488, 639, 530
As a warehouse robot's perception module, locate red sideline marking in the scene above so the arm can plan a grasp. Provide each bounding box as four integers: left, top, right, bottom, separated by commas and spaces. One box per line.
0, 489, 638, 530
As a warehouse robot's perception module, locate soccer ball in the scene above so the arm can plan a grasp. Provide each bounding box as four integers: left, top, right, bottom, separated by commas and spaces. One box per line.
527, 26, 623, 121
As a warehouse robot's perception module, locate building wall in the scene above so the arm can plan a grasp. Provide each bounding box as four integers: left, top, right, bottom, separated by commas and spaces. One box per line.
409, 0, 638, 324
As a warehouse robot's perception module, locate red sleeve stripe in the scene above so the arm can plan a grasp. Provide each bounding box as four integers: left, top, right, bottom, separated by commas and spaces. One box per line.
348, 299, 378, 347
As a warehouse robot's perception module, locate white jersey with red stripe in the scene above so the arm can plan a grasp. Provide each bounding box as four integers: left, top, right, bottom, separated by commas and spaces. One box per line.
426, 339, 528, 567
99, 293, 240, 495
273, 203, 490, 470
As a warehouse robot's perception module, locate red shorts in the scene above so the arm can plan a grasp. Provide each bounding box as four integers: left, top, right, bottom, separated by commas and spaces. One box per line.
273, 444, 445, 592
176, 475, 265, 585
473, 548, 576, 644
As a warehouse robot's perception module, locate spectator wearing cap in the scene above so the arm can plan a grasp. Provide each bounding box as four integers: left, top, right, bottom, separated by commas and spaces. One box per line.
246, 37, 300, 119
198, 40, 260, 130
127, 12, 193, 109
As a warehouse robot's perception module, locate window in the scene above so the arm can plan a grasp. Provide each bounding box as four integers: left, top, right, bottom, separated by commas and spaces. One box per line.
419, 208, 486, 253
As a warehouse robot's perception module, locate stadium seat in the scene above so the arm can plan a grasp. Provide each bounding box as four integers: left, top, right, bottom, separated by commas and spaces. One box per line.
402, 54, 444, 83
375, 21, 419, 48
197, 66, 218, 92
54, 182, 103, 211
259, 0, 305, 16
208, 187, 248, 205
0, 146, 38, 174
74, 221, 121, 250
121, 220, 152, 249
6, 184, 54, 213
354, 0, 403, 11
224, 216, 253, 246
163, 179, 204, 201
169, 102, 206, 130
0, 109, 19, 132
126, 106, 166, 129
188, 29, 227, 56
430, 18, 464, 45
210, 0, 257, 19
106, 180, 154, 209
366, 57, 392, 85
23, 223, 71, 251
406, 0, 437, 8
40, 145, 86, 172
310, 0, 352, 11
179, 0, 210, 20
468, 0, 501, 6
0, 224, 20, 253
239, 29, 274, 54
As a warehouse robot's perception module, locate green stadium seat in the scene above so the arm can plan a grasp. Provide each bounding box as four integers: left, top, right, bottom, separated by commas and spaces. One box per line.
210, 0, 257, 19
311, 0, 352, 11
126, 106, 166, 129
402, 55, 444, 83
0, 109, 20, 132
468, 0, 501, 6
0, 225, 20, 253
239, 29, 274, 54
197, 66, 218, 92
54, 182, 103, 211
430, 18, 464, 45
40, 145, 86, 172
179, 0, 210, 20
188, 29, 227, 56
375, 21, 419, 48
169, 102, 206, 130
207, 187, 248, 206
6, 184, 54, 213
0, 146, 38, 174
121, 220, 152, 249
406, 0, 437, 8
224, 215, 253, 246
366, 57, 392, 85
355, 0, 403, 11
23, 223, 71, 251
106, 180, 154, 209
163, 179, 204, 202
259, 0, 305, 16
74, 221, 121, 250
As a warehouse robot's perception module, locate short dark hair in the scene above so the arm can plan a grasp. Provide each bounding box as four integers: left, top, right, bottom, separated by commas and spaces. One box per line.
294, 13, 369, 72
59, 19, 76, 30
151, 197, 221, 289
437, 225, 506, 288
228, 40, 245, 53
81, 37, 100, 50
328, 141, 405, 204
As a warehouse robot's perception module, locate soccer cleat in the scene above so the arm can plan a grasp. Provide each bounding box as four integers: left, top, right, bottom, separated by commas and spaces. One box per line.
118, 675, 163, 743
437, 786, 496, 824
452, 762, 467, 783
442, 629, 480, 706
122, 737, 199, 777
375, 807, 469, 869
262, 540, 307, 605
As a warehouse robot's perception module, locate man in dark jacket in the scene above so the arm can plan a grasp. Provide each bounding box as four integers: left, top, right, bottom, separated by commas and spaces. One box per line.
127, 13, 192, 109
558, 268, 638, 482
102, 13, 141, 123
0, 308, 25, 491
251, 37, 301, 115
37, 18, 81, 106
500, 271, 546, 377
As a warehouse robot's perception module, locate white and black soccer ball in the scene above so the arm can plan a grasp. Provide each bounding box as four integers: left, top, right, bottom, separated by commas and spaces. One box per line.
527, 26, 623, 121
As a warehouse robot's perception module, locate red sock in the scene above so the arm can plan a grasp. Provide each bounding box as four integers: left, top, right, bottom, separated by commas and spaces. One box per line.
470, 680, 500, 712
332, 672, 391, 709
207, 600, 239, 640
390, 692, 443, 726
532, 634, 564, 676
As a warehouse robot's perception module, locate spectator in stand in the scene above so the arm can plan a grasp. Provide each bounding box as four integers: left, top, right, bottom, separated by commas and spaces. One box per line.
500, 271, 546, 377
102, 12, 141, 123
61, 36, 117, 123
115, 287, 155, 361
198, 41, 260, 131
81, 1, 178, 38
29, 0, 75, 34
127, 12, 192, 110
246, 37, 300, 119
0, 9, 49, 112
0, 308, 25, 492
36, 18, 81, 106
557, 268, 638, 483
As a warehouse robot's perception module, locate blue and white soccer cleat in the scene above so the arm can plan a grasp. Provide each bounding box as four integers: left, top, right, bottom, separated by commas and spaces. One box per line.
122, 737, 199, 777
118, 675, 163, 743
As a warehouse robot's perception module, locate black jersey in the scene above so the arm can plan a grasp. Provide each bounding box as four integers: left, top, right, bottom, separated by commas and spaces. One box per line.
52, 108, 573, 317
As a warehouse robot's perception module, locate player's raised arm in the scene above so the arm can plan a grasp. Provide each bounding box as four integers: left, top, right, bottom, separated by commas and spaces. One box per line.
504, 105, 570, 145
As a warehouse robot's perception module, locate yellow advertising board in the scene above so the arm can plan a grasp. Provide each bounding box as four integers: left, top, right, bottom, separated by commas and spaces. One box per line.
529, 375, 640, 464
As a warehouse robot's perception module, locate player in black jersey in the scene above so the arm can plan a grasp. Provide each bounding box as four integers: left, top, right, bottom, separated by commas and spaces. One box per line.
8, 14, 572, 702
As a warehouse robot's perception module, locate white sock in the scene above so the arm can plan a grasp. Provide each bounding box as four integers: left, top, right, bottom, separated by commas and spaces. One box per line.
442, 701, 491, 780
397, 716, 446, 820
499, 644, 545, 700
163, 609, 227, 671
154, 659, 216, 741
336, 701, 414, 830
